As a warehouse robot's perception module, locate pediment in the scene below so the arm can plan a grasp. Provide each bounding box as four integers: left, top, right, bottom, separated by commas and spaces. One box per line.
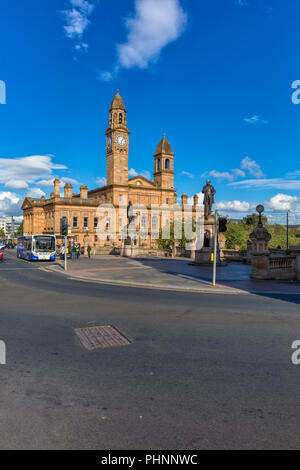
21, 197, 33, 210
128, 175, 155, 188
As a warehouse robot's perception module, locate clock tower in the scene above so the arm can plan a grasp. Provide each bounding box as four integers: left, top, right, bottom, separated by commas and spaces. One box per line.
105, 90, 130, 186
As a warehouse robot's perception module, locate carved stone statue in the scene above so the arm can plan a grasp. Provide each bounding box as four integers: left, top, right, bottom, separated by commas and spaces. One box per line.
123, 201, 136, 246
127, 201, 135, 226
202, 180, 216, 218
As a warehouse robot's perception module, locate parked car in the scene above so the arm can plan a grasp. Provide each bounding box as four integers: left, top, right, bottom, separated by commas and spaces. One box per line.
0, 250, 3, 261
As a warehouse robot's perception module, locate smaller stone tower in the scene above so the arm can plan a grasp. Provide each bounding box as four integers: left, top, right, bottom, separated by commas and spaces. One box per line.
153, 134, 174, 189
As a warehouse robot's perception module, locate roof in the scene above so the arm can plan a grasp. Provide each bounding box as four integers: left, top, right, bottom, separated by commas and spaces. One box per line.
154, 134, 174, 156
109, 89, 126, 112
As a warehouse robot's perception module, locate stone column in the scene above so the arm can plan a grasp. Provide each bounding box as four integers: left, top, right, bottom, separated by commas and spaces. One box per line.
194, 214, 220, 265
249, 205, 272, 279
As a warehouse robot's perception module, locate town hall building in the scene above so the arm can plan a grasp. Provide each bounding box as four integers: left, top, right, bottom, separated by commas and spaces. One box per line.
22, 91, 200, 251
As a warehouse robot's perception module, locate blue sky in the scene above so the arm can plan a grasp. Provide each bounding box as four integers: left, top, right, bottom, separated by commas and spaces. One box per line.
1, 0, 300, 222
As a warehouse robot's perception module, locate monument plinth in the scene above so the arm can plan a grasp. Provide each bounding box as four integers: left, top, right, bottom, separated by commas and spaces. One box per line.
121, 201, 139, 257
194, 215, 221, 265
194, 180, 220, 265
250, 205, 272, 279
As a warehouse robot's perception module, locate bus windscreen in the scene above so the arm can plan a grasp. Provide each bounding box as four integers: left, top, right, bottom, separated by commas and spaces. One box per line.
33, 236, 55, 253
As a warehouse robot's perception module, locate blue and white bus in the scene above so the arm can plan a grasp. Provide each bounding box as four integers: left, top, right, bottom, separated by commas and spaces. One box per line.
17, 235, 56, 261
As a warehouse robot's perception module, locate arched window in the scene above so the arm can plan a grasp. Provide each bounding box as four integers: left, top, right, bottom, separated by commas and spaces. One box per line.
119, 113, 123, 124
165, 159, 170, 169
158, 159, 161, 170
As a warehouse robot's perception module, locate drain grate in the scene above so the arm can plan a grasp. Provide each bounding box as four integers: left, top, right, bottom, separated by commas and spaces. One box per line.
75, 325, 131, 350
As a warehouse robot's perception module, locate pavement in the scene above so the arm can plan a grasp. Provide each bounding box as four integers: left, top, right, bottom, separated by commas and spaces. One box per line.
1, 250, 300, 449
50, 255, 300, 295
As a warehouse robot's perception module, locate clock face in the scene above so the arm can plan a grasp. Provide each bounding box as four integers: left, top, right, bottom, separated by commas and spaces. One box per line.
116, 135, 126, 147
107, 135, 112, 148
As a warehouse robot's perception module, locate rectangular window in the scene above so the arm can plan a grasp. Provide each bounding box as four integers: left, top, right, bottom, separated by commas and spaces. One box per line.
119, 195, 122, 203
152, 216, 157, 230
84, 217, 88, 228
141, 216, 147, 229
166, 198, 169, 205
73, 216, 78, 228
94, 217, 98, 228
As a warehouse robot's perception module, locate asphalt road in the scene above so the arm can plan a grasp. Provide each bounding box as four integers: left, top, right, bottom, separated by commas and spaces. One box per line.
0, 250, 300, 450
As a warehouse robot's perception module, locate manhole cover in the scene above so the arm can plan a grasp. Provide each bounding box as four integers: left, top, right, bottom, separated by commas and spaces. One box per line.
75, 325, 131, 350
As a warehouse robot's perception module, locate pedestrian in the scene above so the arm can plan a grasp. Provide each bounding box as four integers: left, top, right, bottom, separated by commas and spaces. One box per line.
76, 243, 80, 259
87, 245, 91, 259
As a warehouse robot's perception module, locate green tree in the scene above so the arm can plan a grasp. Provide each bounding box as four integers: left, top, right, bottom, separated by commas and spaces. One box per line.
16, 221, 23, 237
224, 214, 300, 251
0, 228, 5, 239
158, 218, 196, 250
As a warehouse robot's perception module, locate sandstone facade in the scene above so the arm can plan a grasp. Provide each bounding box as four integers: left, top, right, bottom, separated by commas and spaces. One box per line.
22, 91, 201, 248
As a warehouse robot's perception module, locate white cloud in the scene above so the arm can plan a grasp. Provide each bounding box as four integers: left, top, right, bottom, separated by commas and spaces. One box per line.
140, 170, 151, 180
235, 0, 248, 6
241, 156, 264, 178
61, 177, 79, 185
128, 168, 138, 177
5, 180, 29, 190
37, 177, 79, 187
96, 176, 106, 186
243, 115, 268, 125
0, 155, 67, 188
0, 192, 22, 217
230, 178, 300, 190
62, 0, 95, 50
232, 168, 246, 178
100, 0, 187, 80
187, 192, 204, 205
265, 193, 299, 212
128, 168, 151, 180
26, 188, 46, 199
209, 170, 236, 181
204, 167, 246, 182
216, 200, 251, 212
180, 171, 194, 179
75, 42, 89, 51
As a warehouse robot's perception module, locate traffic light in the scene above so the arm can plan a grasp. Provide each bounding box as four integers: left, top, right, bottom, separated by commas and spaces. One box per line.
60, 217, 68, 236
218, 217, 228, 233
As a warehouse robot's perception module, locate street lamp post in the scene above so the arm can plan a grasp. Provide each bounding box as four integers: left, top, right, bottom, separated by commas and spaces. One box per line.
212, 210, 218, 286
286, 211, 289, 252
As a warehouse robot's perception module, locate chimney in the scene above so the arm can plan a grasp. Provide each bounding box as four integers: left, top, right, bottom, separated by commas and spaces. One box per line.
64, 183, 72, 198
80, 185, 88, 199
181, 193, 188, 205
54, 178, 60, 198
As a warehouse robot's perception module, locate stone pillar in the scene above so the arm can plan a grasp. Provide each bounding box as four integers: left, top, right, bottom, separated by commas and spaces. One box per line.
181, 194, 188, 205
194, 214, 220, 265
80, 185, 88, 199
246, 239, 252, 264
64, 184, 72, 198
54, 178, 60, 198
249, 205, 272, 279
218, 232, 226, 261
